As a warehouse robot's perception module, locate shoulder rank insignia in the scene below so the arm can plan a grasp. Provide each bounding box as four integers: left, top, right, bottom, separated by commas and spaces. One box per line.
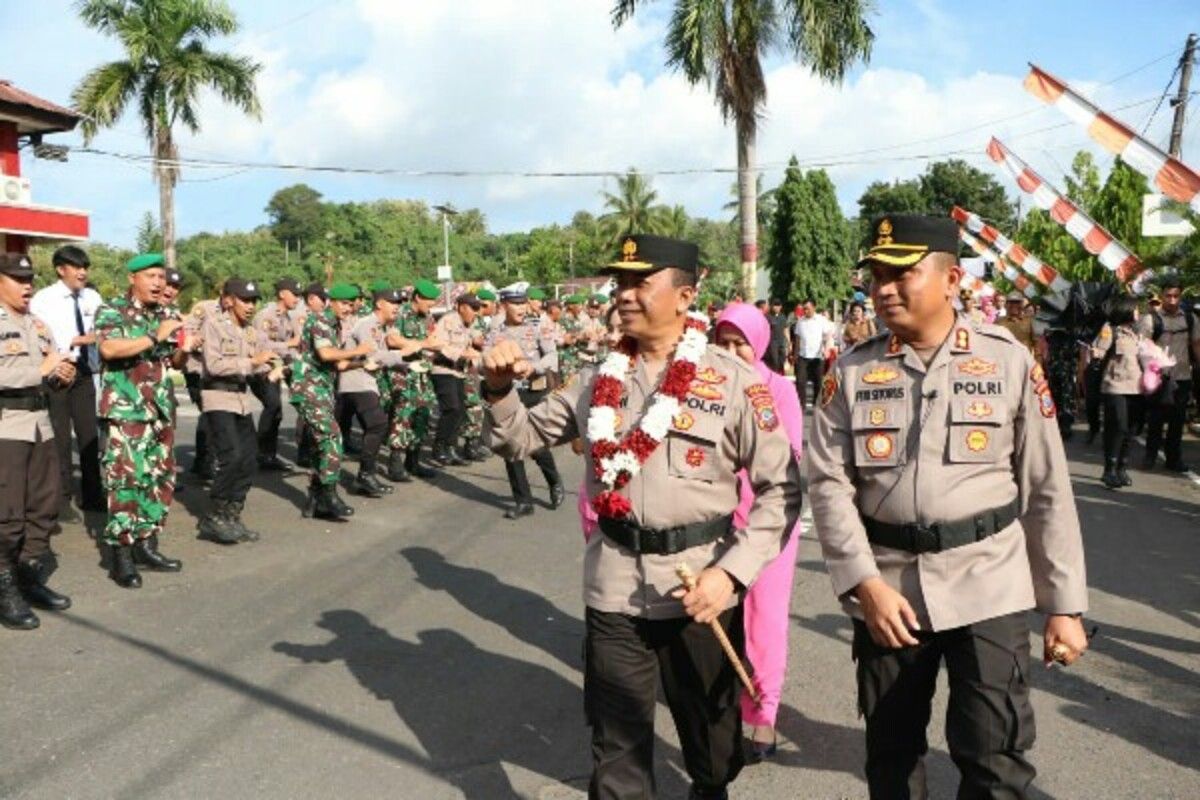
957, 357, 997, 377
953, 328, 971, 351
886, 335, 902, 356
861, 366, 899, 385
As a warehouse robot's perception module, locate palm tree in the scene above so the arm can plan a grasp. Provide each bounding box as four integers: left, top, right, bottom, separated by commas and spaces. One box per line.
658, 203, 691, 238
599, 168, 665, 244
723, 174, 776, 230
612, 0, 874, 296
72, 0, 262, 270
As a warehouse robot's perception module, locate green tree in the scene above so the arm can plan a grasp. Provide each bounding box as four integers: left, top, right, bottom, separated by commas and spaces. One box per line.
72, 0, 262, 270
265, 184, 325, 247
856, 178, 927, 236
612, 0, 874, 298
135, 211, 162, 252
768, 157, 852, 306
919, 159, 1014, 227
1092, 157, 1163, 264
599, 169, 664, 243
659, 204, 690, 238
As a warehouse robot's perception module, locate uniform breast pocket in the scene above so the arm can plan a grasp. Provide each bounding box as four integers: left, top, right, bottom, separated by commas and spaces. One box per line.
667, 430, 722, 483
850, 402, 907, 468
3, 339, 29, 357
947, 397, 1012, 463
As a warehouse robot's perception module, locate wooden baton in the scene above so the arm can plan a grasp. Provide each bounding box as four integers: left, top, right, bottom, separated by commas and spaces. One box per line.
675, 563, 761, 707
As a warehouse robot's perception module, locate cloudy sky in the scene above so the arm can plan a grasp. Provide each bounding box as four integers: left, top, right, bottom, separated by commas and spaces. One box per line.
5, 0, 1200, 247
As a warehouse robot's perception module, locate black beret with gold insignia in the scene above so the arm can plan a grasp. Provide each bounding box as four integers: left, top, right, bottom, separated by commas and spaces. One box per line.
605, 234, 699, 275
858, 214, 959, 269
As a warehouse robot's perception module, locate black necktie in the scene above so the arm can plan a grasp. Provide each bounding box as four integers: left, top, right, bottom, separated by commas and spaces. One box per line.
73, 292, 91, 374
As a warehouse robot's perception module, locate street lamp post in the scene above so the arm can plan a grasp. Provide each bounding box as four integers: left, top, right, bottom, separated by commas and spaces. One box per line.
433, 203, 458, 306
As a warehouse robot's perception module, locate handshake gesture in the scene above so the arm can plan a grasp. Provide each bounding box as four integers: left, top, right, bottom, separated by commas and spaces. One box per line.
481, 340, 533, 390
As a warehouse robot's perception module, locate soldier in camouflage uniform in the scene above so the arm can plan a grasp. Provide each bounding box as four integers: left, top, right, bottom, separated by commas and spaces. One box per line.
95, 253, 187, 589
386, 278, 441, 479
456, 292, 493, 462
557, 294, 587, 383
1045, 325, 1079, 441
290, 283, 373, 520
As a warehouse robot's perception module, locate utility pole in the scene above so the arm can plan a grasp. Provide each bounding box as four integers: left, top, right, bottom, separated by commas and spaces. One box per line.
1168, 33, 1197, 158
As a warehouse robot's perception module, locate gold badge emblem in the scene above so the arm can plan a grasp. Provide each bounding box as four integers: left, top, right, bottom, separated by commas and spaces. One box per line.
866, 432, 894, 460
673, 411, 694, 431
862, 366, 900, 385
965, 429, 989, 452
621, 238, 638, 262
868, 407, 887, 426
876, 218, 894, 246
957, 357, 997, 377
6, 340, 24, 354
965, 401, 993, 419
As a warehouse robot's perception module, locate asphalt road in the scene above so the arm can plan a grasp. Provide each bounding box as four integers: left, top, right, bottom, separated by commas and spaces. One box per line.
1, 398, 1198, 799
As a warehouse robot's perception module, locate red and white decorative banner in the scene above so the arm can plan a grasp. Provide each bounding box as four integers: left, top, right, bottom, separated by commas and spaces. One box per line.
1023, 64, 1200, 214
958, 227, 1066, 308
986, 137, 1143, 281
951, 206, 1072, 304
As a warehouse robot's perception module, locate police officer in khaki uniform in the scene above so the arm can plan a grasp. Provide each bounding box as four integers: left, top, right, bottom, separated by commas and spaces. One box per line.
429, 292, 482, 466
808, 215, 1090, 799
484, 283, 563, 519
0, 253, 76, 630
184, 293, 223, 479
483, 235, 802, 800
252, 277, 302, 470
996, 290, 1038, 357
197, 279, 276, 545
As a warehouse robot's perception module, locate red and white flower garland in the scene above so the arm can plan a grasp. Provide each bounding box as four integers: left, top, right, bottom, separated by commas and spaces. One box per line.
588, 312, 710, 519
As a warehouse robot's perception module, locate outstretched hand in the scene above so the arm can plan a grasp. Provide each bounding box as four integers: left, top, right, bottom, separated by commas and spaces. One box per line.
481, 340, 533, 390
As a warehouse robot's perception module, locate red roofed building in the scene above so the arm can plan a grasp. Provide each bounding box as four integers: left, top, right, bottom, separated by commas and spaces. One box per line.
0, 79, 90, 253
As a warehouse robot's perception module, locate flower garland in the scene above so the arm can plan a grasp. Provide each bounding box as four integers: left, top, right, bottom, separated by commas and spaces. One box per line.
589, 312, 710, 519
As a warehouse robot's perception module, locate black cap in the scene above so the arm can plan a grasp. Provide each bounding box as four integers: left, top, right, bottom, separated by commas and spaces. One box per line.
373, 288, 403, 303
224, 278, 262, 301
0, 252, 34, 279
606, 234, 699, 275
304, 282, 328, 300
858, 214, 959, 268
166, 268, 183, 287
275, 278, 301, 295
456, 292, 481, 309
52, 245, 90, 268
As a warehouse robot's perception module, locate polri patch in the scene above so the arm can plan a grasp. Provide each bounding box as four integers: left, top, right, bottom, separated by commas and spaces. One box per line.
745, 383, 780, 432
820, 372, 839, 408
1036, 384, 1056, 418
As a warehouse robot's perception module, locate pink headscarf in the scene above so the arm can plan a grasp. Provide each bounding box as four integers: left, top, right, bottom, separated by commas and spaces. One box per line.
716, 303, 804, 529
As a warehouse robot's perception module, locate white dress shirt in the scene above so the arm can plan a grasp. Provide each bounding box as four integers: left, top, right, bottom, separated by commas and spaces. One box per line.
30, 279, 103, 373
792, 314, 835, 360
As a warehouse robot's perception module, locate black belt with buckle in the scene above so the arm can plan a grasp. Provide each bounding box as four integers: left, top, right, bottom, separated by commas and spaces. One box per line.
201, 378, 247, 393
862, 499, 1020, 555
599, 514, 734, 556
0, 389, 48, 411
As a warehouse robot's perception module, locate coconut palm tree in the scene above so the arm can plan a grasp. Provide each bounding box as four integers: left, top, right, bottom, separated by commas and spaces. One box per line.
599, 168, 666, 244
72, 0, 262, 270
723, 174, 776, 230
612, 0, 874, 296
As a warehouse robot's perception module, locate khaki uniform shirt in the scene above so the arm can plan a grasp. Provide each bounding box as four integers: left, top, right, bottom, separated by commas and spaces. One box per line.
339, 314, 406, 394
996, 315, 1037, 356
485, 345, 803, 619
1098, 325, 1142, 395
431, 311, 475, 378
1138, 310, 1200, 381
808, 316, 1088, 632
253, 304, 298, 361
199, 310, 266, 415
484, 320, 558, 391
0, 307, 55, 442
184, 299, 221, 375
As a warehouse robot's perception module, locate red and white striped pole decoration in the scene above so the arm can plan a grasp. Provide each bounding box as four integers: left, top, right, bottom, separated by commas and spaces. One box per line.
986, 137, 1144, 281
958, 227, 1065, 308
1024, 64, 1200, 213
950, 206, 1073, 303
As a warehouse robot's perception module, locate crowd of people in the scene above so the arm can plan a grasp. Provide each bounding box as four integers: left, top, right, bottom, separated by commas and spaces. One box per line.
5, 214, 1190, 798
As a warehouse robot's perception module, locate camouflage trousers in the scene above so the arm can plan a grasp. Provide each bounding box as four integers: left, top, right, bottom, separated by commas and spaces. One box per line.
387, 371, 434, 451
1046, 335, 1078, 434
461, 373, 483, 440
291, 381, 342, 486
101, 417, 176, 546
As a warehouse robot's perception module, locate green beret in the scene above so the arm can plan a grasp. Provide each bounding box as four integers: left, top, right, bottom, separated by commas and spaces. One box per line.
127, 252, 165, 272
590, 292, 608, 304
328, 283, 360, 301
368, 279, 391, 293
565, 293, 584, 304
527, 287, 547, 301
476, 287, 497, 302
413, 279, 441, 300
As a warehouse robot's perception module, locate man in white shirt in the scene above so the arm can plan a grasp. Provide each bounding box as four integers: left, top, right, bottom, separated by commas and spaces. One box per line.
30, 246, 105, 520
791, 300, 836, 407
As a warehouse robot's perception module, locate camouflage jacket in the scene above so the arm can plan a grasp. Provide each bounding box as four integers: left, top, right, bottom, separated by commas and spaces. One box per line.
291, 308, 340, 394
395, 305, 435, 367
95, 295, 180, 422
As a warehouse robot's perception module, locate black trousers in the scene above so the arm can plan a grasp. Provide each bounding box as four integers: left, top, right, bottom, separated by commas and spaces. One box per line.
339, 391, 388, 472
795, 357, 824, 407
47, 373, 102, 509
504, 388, 560, 503
1145, 380, 1192, 466
585, 607, 745, 799
1084, 362, 1104, 434
1102, 393, 1133, 464
431, 373, 467, 448
185, 372, 208, 464
853, 612, 1036, 800
249, 375, 283, 460
0, 436, 61, 571
763, 344, 787, 375
206, 411, 256, 504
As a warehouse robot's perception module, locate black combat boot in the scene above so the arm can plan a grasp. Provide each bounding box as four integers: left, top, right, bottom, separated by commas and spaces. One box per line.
503, 501, 535, 520
301, 481, 318, 517
406, 448, 437, 479
548, 480, 566, 509
351, 469, 384, 498
364, 467, 393, 494
313, 485, 353, 522
385, 449, 411, 483
197, 506, 242, 545
17, 558, 71, 611
1117, 440, 1133, 487
110, 545, 143, 588
466, 438, 491, 462
226, 501, 260, 542
329, 487, 355, 518
133, 533, 184, 571
1101, 458, 1122, 489
0, 570, 39, 629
